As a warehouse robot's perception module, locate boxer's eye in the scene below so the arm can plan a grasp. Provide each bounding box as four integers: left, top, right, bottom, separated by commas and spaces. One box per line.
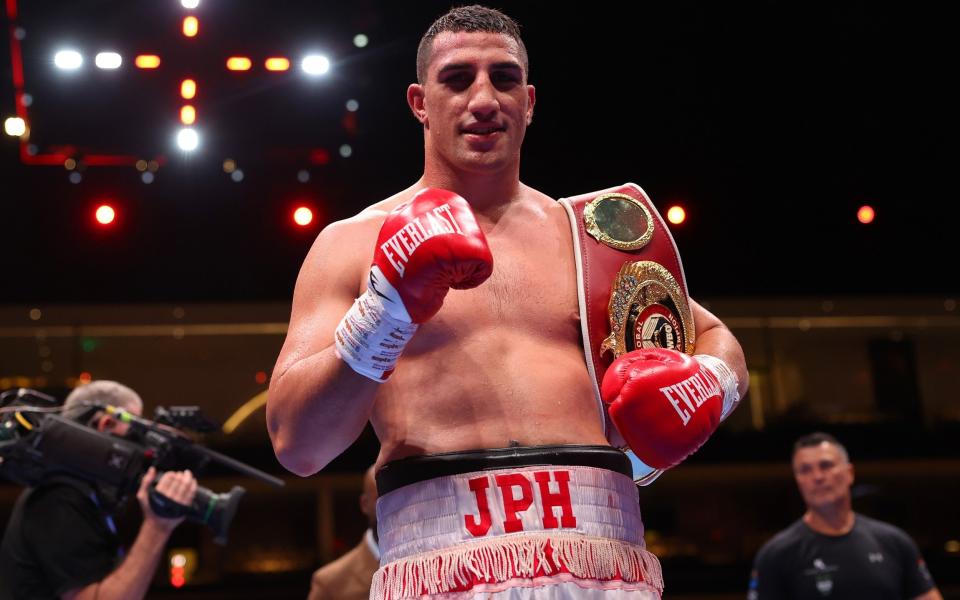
491, 71, 521, 88
440, 72, 473, 91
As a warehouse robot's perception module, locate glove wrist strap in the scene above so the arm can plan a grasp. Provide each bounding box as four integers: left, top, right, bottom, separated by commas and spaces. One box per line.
335, 289, 418, 382
694, 354, 740, 421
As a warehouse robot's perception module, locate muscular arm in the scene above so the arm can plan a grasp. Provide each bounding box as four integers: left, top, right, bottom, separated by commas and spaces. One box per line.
689, 298, 749, 400
63, 520, 172, 600
267, 220, 382, 476
63, 470, 196, 600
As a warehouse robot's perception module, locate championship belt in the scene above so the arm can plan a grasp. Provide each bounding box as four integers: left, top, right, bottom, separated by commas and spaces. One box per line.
558, 183, 694, 485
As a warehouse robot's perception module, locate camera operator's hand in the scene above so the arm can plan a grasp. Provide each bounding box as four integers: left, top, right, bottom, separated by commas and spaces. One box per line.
137, 466, 197, 532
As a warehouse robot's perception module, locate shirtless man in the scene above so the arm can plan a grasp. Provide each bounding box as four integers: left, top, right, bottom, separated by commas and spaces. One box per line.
268, 6, 747, 598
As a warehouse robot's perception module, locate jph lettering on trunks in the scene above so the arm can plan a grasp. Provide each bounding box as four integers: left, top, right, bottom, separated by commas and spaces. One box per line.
380, 204, 465, 277
462, 469, 578, 537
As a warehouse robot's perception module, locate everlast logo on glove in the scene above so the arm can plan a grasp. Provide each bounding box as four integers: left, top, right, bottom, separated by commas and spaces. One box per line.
380, 204, 465, 276
461, 469, 578, 537
660, 367, 722, 426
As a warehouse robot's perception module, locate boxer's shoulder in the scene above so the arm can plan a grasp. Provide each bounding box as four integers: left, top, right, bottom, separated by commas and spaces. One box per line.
318, 187, 422, 242
519, 183, 557, 207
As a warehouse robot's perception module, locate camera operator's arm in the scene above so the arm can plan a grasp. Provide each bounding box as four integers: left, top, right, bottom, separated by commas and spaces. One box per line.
62, 468, 197, 600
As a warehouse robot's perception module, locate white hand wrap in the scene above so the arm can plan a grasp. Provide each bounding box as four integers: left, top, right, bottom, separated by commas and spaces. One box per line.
694, 354, 741, 421
334, 289, 418, 382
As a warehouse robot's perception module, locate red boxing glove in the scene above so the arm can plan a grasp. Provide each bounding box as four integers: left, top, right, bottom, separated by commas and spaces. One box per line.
335, 188, 493, 381
601, 349, 740, 471
370, 188, 493, 323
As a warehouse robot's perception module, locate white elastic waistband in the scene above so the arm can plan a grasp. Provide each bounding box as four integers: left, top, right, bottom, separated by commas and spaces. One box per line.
377, 464, 645, 563
373, 464, 661, 599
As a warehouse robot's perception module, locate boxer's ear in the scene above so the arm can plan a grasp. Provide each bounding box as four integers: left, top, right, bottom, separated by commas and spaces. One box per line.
525, 84, 536, 126
408, 83, 428, 126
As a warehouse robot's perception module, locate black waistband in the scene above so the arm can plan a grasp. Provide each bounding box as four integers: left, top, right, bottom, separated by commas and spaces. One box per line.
375, 444, 632, 496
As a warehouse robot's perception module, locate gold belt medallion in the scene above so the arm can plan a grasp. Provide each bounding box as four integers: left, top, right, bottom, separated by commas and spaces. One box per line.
583, 192, 654, 251
601, 261, 695, 358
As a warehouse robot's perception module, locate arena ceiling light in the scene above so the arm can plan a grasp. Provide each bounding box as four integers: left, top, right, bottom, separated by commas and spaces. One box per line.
94, 52, 122, 69
182, 16, 199, 38
135, 54, 161, 69
176, 128, 199, 151
264, 57, 290, 72
181, 0, 200, 8
226, 56, 252, 71
54, 50, 83, 70
301, 54, 330, 76
4, 117, 26, 137
180, 79, 197, 99
180, 105, 196, 125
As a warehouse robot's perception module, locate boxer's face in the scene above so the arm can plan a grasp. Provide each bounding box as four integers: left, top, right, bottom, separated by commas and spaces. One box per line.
792, 442, 854, 511
409, 31, 535, 174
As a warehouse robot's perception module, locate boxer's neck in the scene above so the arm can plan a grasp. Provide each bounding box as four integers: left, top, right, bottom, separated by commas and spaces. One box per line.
419, 165, 522, 216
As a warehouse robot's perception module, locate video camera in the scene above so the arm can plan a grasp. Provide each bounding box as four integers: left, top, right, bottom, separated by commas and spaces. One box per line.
0, 388, 284, 544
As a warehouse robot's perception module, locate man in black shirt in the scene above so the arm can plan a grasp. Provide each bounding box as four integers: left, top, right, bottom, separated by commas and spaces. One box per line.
748, 432, 941, 600
0, 381, 197, 600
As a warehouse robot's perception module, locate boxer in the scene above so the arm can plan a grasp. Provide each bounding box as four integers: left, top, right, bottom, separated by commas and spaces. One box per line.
267, 6, 748, 598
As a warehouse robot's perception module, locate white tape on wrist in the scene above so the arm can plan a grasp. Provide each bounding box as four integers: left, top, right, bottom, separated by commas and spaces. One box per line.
694, 354, 741, 421
334, 289, 418, 382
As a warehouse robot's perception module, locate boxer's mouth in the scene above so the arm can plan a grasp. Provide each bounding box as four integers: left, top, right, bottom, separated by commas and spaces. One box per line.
461, 124, 505, 136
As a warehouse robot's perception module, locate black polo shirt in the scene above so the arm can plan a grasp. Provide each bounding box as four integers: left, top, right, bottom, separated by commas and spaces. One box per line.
749, 514, 935, 600
0, 481, 121, 599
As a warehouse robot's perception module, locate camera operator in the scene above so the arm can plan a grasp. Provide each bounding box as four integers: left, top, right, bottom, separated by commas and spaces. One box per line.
0, 380, 198, 600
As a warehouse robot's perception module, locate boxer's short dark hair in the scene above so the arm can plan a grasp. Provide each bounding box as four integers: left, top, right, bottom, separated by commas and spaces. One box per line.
416, 5, 528, 84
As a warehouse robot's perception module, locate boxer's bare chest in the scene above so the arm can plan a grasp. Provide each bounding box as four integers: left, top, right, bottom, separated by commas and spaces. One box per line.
411, 200, 580, 348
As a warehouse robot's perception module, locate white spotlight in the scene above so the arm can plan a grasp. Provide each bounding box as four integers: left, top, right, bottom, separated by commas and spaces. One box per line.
177, 128, 199, 151
54, 50, 83, 70
353, 34, 369, 48
181, 0, 200, 8
95, 52, 122, 69
301, 55, 330, 76
346, 99, 359, 112
4, 117, 26, 137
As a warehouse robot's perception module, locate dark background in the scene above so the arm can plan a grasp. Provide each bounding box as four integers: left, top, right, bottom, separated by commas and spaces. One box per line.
2, 1, 954, 304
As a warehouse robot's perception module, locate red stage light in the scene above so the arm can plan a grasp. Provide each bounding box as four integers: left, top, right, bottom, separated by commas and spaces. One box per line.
667, 205, 686, 225
857, 205, 875, 224
293, 206, 314, 227
95, 204, 116, 226
170, 566, 185, 588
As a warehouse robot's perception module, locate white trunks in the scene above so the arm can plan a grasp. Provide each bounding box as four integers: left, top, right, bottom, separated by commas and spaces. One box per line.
372, 459, 663, 599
